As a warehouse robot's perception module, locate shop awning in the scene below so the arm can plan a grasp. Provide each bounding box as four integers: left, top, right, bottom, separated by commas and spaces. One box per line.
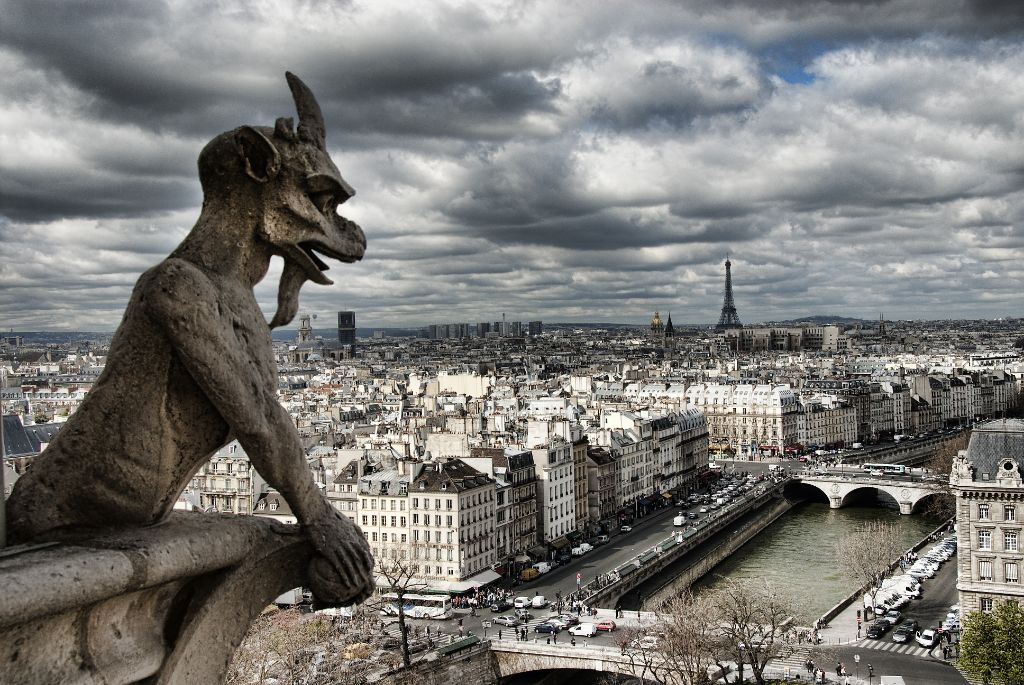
465, 569, 501, 587
551, 538, 571, 550
514, 554, 532, 563
661, 492, 673, 500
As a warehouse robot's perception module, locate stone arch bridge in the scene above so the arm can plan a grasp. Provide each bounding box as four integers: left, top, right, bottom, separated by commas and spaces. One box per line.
792, 474, 946, 514
491, 641, 679, 685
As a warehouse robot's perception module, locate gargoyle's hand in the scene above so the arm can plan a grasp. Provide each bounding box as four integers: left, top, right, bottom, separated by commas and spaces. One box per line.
305, 508, 376, 606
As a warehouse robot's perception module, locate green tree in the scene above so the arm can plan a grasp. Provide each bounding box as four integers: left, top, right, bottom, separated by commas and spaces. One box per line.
959, 601, 1024, 685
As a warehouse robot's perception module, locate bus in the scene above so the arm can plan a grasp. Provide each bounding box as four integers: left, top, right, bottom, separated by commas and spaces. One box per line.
380, 593, 454, 620
862, 463, 907, 475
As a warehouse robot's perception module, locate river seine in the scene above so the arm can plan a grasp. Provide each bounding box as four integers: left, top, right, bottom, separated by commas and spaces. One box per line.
691, 501, 943, 622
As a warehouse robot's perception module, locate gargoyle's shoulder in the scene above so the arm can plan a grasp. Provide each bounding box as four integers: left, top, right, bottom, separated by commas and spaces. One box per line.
136, 258, 219, 314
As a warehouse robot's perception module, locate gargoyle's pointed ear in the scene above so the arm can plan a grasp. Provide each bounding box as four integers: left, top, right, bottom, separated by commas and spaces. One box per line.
234, 126, 280, 183
286, 71, 326, 151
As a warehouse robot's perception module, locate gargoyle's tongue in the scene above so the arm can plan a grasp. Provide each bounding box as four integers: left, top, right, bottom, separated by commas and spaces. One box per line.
270, 260, 308, 328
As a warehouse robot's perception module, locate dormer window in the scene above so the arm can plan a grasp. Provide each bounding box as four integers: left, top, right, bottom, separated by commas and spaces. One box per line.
270, 501, 279, 511
257, 500, 266, 511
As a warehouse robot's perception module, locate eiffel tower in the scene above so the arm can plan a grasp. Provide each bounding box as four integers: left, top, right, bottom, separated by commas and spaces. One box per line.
715, 257, 742, 330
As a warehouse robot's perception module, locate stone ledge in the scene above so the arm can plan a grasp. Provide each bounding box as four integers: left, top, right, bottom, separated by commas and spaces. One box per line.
0, 511, 313, 684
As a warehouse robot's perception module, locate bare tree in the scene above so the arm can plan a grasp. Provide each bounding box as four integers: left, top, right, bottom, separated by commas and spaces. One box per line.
653, 591, 720, 685
918, 432, 969, 519
835, 520, 904, 618
369, 556, 427, 668
706, 578, 796, 685
613, 620, 673, 685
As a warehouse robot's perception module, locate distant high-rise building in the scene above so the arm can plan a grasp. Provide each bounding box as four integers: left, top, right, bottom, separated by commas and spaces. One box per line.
528, 321, 543, 336
337, 311, 356, 348
478, 322, 491, 337
715, 258, 742, 331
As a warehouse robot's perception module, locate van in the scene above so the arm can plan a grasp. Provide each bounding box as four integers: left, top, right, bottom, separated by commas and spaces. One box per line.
533, 562, 552, 575
595, 535, 610, 545
673, 514, 686, 526
716, 498, 726, 506
768, 464, 781, 472
520, 567, 540, 582
531, 595, 548, 609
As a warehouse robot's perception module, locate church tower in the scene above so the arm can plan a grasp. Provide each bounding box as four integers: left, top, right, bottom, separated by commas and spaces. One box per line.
650, 311, 664, 340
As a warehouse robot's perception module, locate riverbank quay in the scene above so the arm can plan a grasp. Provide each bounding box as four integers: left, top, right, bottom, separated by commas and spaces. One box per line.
579, 479, 791, 608
816, 516, 956, 642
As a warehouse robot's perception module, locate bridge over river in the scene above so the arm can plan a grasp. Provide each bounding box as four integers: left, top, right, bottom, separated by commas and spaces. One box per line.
792, 473, 947, 514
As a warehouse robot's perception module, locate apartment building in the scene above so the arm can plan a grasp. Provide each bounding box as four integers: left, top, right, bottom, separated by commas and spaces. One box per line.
951, 420, 1024, 614
684, 384, 799, 457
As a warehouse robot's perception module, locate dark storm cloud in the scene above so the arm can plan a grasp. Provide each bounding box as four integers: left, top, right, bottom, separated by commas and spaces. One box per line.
2, 0, 1024, 328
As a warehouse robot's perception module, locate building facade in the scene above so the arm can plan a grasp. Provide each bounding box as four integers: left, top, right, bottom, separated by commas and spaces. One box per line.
951, 420, 1024, 614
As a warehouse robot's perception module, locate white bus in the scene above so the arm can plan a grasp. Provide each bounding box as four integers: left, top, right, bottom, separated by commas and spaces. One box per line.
380, 593, 454, 620
862, 463, 907, 475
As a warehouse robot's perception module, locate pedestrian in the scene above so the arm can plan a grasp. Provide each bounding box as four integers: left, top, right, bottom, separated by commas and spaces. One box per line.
546, 636, 550, 645
571, 637, 576, 646
553, 633, 558, 644
836, 662, 842, 676
499, 629, 503, 640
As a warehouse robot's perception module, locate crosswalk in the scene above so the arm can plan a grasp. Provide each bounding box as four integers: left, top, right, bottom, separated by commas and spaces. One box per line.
856, 638, 937, 659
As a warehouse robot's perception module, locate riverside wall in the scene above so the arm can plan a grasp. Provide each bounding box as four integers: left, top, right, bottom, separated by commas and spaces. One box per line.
816, 516, 956, 626
641, 496, 797, 608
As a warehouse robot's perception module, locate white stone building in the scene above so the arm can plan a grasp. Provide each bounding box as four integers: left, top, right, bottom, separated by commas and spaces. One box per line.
684, 384, 799, 457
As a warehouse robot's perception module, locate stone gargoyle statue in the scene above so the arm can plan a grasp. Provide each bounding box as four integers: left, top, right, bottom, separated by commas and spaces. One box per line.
6, 72, 375, 607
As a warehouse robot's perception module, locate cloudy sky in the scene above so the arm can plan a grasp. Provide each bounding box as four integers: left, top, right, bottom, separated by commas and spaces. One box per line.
2, 0, 1023, 331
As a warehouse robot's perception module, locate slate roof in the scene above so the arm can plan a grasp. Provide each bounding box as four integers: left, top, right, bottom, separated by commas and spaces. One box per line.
964, 419, 1024, 476
2, 417, 60, 458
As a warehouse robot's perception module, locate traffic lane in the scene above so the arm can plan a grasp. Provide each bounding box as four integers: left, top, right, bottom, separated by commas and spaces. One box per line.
904, 549, 959, 630
832, 645, 967, 685
531, 481, 774, 600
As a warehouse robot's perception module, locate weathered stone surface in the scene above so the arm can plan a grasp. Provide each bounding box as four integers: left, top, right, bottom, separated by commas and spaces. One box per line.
5, 72, 374, 608
0, 513, 317, 684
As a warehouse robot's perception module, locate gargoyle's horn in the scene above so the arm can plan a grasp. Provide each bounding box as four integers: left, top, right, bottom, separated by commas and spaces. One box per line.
285, 72, 326, 150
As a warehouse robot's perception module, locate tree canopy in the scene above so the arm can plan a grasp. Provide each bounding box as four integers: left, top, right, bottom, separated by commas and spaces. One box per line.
958, 601, 1024, 685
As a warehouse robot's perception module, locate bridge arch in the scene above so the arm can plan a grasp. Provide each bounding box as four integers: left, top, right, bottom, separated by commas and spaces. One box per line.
793, 476, 943, 515
839, 485, 900, 510
493, 643, 676, 684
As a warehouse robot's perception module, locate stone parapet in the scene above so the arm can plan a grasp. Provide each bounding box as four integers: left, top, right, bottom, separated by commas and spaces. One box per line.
0, 511, 314, 684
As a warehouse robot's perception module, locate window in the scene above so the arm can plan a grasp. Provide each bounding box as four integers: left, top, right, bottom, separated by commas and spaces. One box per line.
400, 517, 406, 527
1007, 506, 1017, 522
1006, 531, 1019, 552
371, 532, 378, 542
361, 515, 368, 525
371, 516, 377, 526
413, 514, 419, 524
979, 530, 992, 550
980, 560, 993, 581
446, 515, 453, 527
390, 516, 397, 527
981, 598, 994, 612
413, 498, 419, 508
1006, 562, 1019, 583
979, 504, 990, 520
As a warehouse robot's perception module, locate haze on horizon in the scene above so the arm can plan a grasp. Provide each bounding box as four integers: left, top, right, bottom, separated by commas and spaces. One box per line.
1, 0, 1023, 331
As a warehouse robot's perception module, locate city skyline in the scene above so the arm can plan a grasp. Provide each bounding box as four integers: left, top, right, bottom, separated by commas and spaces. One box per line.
2, 1, 1023, 330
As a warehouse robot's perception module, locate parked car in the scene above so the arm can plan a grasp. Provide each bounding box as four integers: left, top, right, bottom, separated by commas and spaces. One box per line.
620, 525, 633, 533
494, 615, 520, 627
534, 622, 560, 634
629, 635, 659, 650
596, 619, 617, 632
882, 610, 902, 626
594, 535, 610, 545
569, 623, 598, 637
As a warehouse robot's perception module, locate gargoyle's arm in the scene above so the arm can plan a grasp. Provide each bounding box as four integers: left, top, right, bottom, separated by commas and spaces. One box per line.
143, 260, 329, 524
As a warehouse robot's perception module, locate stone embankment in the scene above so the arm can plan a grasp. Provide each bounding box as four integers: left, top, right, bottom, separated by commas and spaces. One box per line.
642, 495, 797, 608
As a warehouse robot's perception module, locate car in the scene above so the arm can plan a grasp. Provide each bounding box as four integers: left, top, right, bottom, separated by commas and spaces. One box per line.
490, 599, 513, 612
620, 525, 633, 533
882, 610, 902, 625
514, 596, 531, 609
569, 623, 598, 637
571, 545, 588, 556
916, 628, 938, 648
699, 506, 709, 514
534, 622, 560, 634
494, 615, 520, 627
892, 623, 918, 643
869, 469, 885, 476
546, 618, 568, 630
687, 512, 698, 520
866, 620, 891, 639
596, 619, 617, 632
629, 635, 659, 650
